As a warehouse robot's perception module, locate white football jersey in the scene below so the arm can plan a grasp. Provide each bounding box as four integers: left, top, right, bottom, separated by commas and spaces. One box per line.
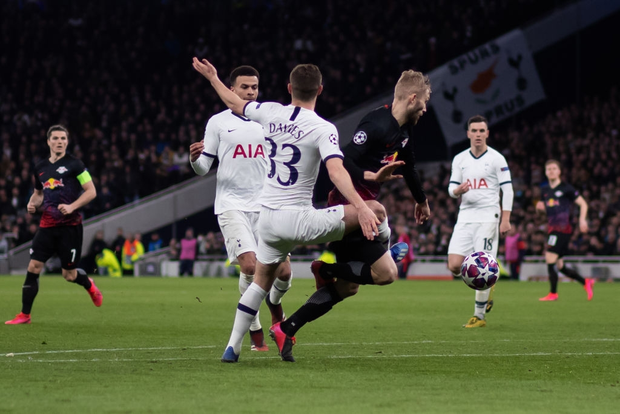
244, 102, 342, 209
202, 110, 267, 214
449, 146, 512, 223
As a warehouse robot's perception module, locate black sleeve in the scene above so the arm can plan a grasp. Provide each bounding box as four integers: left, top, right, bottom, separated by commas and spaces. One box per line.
565, 183, 579, 202
341, 118, 381, 181
34, 169, 42, 190
398, 140, 427, 204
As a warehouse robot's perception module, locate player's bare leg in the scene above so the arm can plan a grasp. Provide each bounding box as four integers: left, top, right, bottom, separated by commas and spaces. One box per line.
266, 257, 292, 324
447, 254, 465, 278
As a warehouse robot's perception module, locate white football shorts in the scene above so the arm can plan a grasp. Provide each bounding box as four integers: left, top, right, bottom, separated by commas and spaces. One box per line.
217, 210, 260, 265
257, 205, 345, 264
448, 222, 499, 258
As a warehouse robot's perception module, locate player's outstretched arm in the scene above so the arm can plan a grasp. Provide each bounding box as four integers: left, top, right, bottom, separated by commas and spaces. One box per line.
325, 158, 379, 240
27, 189, 44, 214
575, 195, 589, 233
192, 57, 246, 115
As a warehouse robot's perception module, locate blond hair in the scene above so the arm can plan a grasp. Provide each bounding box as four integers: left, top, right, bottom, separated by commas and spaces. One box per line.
394, 70, 431, 101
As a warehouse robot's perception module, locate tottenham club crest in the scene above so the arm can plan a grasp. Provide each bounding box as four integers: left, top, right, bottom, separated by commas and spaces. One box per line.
352, 131, 367, 145
56, 166, 68, 174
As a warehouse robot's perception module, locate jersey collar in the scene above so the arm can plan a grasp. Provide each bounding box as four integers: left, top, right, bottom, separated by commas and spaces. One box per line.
230, 111, 251, 122
469, 149, 488, 159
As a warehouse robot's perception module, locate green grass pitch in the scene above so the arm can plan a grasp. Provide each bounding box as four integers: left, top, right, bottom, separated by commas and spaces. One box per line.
0, 275, 618, 414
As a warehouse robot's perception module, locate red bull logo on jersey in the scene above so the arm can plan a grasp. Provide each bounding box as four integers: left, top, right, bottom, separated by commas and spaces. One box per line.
380, 152, 398, 164
547, 198, 559, 207
42, 178, 64, 190
232, 144, 265, 159
466, 178, 488, 189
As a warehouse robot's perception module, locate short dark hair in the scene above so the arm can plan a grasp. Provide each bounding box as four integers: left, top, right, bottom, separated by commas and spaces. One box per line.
47, 124, 69, 139
467, 115, 488, 129
229, 65, 259, 86
289, 64, 322, 102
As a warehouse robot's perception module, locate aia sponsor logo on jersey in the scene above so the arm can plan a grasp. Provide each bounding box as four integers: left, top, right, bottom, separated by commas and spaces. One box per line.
466, 178, 488, 189
56, 166, 68, 174
380, 152, 398, 164
42, 178, 64, 190
232, 144, 265, 159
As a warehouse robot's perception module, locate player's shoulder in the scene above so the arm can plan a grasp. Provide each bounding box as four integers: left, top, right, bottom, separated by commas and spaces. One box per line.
487, 146, 507, 161
359, 105, 393, 131
65, 154, 86, 169
34, 158, 49, 170
453, 149, 471, 162
248, 101, 286, 113
561, 181, 577, 192
214, 109, 260, 125
301, 108, 337, 131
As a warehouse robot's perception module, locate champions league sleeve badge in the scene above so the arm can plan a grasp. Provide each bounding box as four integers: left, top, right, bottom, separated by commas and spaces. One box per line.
352, 131, 367, 145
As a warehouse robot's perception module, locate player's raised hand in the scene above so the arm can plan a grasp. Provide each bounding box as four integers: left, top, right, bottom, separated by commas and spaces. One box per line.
453, 182, 470, 196
189, 141, 204, 162
370, 161, 405, 182
414, 200, 431, 224
192, 57, 217, 81
358, 205, 381, 240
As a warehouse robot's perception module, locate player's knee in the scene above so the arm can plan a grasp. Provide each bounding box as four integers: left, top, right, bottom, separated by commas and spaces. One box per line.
447, 261, 462, 275
63, 269, 77, 281
277, 268, 292, 282
374, 267, 398, 286
365, 200, 386, 222
27, 261, 44, 274
336, 282, 359, 298
239, 263, 255, 276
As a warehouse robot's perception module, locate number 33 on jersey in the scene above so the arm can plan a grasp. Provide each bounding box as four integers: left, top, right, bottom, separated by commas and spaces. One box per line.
244, 102, 343, 209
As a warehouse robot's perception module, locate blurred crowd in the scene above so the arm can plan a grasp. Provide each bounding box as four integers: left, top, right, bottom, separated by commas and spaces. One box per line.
383, 86, 620, 262
0, 0, 574, 251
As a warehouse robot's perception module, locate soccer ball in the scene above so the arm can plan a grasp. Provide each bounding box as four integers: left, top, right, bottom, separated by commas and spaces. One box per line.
460, 251, 499, 290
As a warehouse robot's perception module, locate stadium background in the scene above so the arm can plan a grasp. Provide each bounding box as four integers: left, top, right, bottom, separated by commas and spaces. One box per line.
1, 0, 620, 274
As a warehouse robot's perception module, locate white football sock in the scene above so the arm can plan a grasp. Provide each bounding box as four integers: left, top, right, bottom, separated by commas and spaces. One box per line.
270, 273, 292, 305
239, 272, 262, 331
377, 218, 391, 249
226, 283, 267, 354
474, 288, 490, 319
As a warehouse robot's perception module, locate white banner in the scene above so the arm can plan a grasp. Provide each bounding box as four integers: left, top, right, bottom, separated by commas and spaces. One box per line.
429, 29, 546, 146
